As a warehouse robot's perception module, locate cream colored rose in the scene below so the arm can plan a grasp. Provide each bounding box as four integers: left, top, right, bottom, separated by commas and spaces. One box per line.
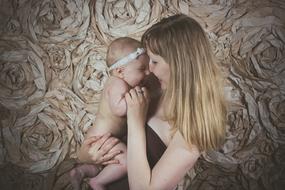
45, 88, 95, 158
241, 153, 271, 179
47, 45, 71, 71
0, 163, 45, 190
188, 165, 246, 190
46, 44, 73, 89
92, 0, 166, 44
20, 0, 90, 43
72, 42, 109, 108
187, 0, 234, 32
259, 93, 285, 143
0, 35, 50, 110
2, 101, 72, 173
231, 7, 285, 84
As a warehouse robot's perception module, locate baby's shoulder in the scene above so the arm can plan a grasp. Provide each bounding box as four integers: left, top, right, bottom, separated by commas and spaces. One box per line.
108, 76, 129, 92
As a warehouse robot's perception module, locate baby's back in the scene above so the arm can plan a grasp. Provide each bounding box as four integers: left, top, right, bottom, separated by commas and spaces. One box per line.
85, 77, 129, 139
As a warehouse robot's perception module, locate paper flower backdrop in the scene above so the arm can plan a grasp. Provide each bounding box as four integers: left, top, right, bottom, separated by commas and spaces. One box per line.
0, 0, 284, 190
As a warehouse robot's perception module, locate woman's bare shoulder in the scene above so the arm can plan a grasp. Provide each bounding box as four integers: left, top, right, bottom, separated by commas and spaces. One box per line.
170, 131, 200, 156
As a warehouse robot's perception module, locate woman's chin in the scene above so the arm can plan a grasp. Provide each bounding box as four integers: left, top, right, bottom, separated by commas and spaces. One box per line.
160, 84, 167, 90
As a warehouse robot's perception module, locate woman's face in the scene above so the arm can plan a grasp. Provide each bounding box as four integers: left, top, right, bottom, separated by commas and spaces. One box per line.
147, 49, 170, 90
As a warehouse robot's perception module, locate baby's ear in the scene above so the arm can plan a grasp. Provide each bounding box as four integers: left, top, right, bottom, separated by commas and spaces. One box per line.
116, 67, 125, 78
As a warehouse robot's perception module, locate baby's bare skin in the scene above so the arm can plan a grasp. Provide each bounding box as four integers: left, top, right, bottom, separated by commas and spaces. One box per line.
71, 37, 150, 190
86, 76, 129, 139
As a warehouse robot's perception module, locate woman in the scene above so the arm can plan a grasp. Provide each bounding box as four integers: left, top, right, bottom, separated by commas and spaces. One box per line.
75, 14, 226, 190
125, 14, 226, 189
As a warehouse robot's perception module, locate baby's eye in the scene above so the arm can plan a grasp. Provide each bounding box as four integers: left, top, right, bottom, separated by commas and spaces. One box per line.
150, 60, 157, 64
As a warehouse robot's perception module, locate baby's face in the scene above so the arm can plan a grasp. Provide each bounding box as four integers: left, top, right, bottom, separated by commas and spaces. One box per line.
123, 53, 150, 87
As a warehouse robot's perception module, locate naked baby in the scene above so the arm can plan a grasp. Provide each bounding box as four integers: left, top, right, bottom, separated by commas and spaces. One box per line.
70, 37, 150, 190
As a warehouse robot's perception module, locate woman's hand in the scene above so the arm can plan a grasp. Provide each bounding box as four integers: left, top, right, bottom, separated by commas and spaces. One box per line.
125, 86, 150, 127
77, 133, 121, 165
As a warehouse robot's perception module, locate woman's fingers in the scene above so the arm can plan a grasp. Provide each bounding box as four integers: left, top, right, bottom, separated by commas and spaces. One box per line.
99, 137, 120, 153
101, 159, 120, 165
84, 135, 102, 146
129, 88, 138, 99
135, 86, 144, 98
125, 93, 130, 105
126, 86, 149, 107
142, 87, 150, 101
88, 133, 111, 156
129, 87, 146, 99
92, 133, 111, 150
99, 150, 122, 163
104, 150, 122, 159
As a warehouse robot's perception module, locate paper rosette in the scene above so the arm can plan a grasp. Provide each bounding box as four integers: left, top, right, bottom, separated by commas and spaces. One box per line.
259, 92, 285, 144
164, 0, 190, 15
91, 0, 166, 44
187, 0, 234, 32
0, 163, 45, 190
241, 153, 272, 180
2, 101, 72, 173
188, 163, 247, 190
18, 0, 90, 44
52, 159, 89, 190
45, 44, 73, 89
72, 42, 109, 109
0, 0, 22, 35
45, 88, 96, 158
231, 6, 285, 85
0, 35, 50, 110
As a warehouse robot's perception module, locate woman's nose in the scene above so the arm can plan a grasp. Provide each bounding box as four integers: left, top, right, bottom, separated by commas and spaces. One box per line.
145, 69, 150, 75
149, 61, 154, 72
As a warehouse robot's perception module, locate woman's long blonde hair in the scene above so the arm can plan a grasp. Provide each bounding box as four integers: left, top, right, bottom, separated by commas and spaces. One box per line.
142, 14, 226, 151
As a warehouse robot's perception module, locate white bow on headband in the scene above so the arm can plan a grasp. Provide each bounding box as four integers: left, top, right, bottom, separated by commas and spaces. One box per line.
108, 48, 145, 71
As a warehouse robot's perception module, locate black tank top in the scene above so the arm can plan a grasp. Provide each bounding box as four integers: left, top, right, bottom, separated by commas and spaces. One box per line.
107, 124, 167, 190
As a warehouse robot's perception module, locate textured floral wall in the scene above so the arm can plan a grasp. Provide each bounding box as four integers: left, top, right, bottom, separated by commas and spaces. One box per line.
0, 0, 284, 190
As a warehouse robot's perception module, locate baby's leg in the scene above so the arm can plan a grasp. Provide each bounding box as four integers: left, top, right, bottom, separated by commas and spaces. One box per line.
70, 164, 100, 190
89, 141, 127, 190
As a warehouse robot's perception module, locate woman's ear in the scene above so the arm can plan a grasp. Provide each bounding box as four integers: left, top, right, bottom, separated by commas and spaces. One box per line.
115, 67, 124, 78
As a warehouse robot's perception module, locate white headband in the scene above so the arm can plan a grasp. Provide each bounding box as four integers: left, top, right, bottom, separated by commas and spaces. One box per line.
108, 48, 145, 71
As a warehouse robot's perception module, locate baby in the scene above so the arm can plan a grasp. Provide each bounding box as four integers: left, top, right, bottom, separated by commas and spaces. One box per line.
70, 37, 150, 190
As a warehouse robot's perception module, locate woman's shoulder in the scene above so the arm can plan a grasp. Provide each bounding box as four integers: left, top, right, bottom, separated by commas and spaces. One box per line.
170, 130, 200, 156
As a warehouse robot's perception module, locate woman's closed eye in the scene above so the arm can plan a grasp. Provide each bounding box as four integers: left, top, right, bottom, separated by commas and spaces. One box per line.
150, 59, 157, 64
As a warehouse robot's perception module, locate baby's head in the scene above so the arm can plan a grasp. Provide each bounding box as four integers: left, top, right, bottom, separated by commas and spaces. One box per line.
107, 37, 150, 87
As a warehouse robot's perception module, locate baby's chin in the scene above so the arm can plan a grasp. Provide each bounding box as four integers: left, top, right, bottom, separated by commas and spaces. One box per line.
128, 82, 141, 88
133, 80, 145, 87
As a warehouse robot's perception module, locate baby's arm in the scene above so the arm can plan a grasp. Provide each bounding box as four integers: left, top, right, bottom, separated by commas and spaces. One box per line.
108, 79, 129, 117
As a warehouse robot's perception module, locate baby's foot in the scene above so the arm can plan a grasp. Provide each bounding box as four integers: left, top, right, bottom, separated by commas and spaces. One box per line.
89, 178, 106, 190
69, 168, 83, 190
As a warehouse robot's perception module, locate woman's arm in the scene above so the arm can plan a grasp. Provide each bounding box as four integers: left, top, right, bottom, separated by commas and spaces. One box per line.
148, 132, 200, 189
126, 87, 200, 190
77, 133, 121, 165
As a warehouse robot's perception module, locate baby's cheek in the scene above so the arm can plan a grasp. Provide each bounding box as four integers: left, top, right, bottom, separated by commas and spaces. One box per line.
139, 73, 146, 81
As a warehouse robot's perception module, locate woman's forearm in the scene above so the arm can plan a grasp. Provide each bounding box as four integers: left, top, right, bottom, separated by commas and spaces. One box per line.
127, 124, 152, 190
